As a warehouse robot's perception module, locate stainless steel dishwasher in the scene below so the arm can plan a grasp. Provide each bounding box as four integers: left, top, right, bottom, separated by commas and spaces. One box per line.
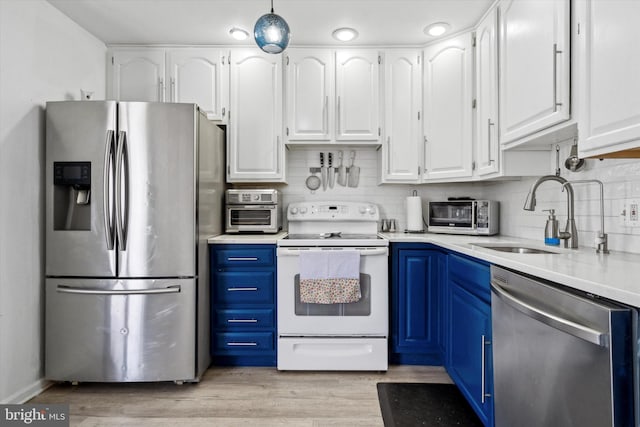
490, 265, 636, 427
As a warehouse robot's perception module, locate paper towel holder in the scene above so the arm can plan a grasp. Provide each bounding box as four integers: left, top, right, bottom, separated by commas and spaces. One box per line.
405, 190, 426, 234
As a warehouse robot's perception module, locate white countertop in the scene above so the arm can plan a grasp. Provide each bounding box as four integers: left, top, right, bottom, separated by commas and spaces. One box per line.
383, 232, 640, 308
208, 231, 640, 307
207, 231, 287, 245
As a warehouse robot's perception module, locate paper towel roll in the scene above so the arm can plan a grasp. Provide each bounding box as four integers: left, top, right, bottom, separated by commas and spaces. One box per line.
406, 196, 423, 232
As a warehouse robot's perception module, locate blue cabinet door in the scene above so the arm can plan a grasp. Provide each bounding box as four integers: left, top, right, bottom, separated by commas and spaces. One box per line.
391, 244, 443, 365
446, 254, 493, 427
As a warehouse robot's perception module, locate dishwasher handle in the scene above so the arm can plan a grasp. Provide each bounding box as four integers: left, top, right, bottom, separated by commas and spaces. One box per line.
490, 280, 609, 347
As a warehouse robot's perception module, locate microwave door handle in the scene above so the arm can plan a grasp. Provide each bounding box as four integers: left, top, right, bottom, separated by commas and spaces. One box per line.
472, 202, 477, 229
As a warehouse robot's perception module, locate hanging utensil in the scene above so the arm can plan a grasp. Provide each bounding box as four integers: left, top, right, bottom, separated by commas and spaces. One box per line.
320, 152, 327, 191
348, 150, 360, 187
328, 152, 335, 188
337, 150, 347, 186
305, 170, 321, 192
555, 145, 561, 176
565, 139, 585, 172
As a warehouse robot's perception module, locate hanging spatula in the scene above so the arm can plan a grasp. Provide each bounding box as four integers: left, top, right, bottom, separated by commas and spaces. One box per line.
337, 151, 347, 186
348, 150, 360, 187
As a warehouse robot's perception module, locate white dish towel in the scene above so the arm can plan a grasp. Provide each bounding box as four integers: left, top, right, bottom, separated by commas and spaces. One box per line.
298, 250, 361, 304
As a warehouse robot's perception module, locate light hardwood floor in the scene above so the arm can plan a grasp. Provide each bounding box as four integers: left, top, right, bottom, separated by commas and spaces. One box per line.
30, 365, 451, 426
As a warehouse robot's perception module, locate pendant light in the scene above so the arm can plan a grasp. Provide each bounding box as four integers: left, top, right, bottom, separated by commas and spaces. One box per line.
254, 0, 290, 54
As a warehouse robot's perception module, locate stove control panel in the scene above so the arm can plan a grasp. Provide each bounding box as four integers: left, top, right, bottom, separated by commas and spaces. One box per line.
288, 202, 379, 221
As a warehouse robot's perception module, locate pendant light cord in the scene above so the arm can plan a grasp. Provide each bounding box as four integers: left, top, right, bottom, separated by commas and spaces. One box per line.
271, 0, 274, 13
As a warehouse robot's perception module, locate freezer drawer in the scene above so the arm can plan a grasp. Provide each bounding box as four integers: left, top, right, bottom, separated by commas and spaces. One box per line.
45, 278, 196, 382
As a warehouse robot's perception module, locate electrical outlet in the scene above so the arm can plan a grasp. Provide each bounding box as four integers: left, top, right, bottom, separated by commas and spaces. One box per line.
622, 199, 640, 227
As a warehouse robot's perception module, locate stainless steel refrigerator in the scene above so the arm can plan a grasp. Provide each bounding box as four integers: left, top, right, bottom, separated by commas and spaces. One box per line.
45, 101, 225, 382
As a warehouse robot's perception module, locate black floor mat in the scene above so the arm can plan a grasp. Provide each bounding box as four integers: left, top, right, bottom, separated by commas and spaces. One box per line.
377, 383, 484, 427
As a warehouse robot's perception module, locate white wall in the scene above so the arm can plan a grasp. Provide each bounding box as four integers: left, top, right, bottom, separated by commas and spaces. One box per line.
0, 0, 106, 403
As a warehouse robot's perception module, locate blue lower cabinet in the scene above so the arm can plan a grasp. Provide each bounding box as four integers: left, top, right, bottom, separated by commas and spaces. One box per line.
210, 244, 276, 367
391, 243, 444, 365
446, 254, 494, 427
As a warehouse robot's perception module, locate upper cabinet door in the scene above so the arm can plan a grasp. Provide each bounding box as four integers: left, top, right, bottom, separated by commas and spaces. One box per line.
335, 50, 380, 141
475, 8, 500, 177
423, 34, 473, 181
166, 48, 229, 122
499, 0, 570, 144
381, 50, 422, 182
577, 0, 640, 157
228, 49, 284, 182
285, 49, 334, 142
110, 50, 166, 102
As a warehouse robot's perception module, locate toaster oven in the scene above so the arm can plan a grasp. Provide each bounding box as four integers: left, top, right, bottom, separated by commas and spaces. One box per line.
427, 200, 499, 235
225, 189, 282, 234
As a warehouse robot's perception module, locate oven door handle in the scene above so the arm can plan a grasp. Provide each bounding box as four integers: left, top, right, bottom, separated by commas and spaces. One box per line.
277, 247, 388, 256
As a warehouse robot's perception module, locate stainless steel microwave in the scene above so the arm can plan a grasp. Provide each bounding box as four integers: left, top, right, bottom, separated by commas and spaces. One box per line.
225, 189, 282, 234
427, 200, 499, 235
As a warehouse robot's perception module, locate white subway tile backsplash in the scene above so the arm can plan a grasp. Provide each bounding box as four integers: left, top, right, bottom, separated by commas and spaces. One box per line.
271, 144, 640, 254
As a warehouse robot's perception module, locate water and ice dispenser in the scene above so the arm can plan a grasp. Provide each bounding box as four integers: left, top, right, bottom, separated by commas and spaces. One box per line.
53, 161, 91, 230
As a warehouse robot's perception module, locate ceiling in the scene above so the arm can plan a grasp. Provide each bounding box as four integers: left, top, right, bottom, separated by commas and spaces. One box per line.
46, 0, 493, 47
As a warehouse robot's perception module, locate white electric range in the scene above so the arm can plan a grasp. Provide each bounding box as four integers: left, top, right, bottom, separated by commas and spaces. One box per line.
276, 201, 389, 371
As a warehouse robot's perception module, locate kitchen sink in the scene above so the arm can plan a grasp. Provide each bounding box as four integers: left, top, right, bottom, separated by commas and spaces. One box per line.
472, 244, 560, 254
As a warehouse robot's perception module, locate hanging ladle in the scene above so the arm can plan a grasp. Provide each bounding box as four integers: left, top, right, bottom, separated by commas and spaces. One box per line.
565, 139, 585, 172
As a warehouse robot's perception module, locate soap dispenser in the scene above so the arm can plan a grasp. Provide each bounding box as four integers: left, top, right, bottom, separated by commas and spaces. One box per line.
543, 209, 560, 246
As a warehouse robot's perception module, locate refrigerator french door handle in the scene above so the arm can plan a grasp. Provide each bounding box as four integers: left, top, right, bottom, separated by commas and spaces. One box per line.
56, 285, 181, 295
103, 130, 115, 250
115, 130, 127, 250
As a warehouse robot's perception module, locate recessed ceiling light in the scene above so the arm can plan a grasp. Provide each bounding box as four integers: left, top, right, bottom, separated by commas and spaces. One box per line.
332, 27, 359, 42
229, 27, 249, 41
424, 22, 451, 37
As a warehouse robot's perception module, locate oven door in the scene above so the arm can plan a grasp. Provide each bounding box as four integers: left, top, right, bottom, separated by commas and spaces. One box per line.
428, 201, 476, 229
226, 205, 277, 233
277, 246, 388, 336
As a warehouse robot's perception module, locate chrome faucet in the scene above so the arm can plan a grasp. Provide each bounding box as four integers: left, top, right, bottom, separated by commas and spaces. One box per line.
523, 175, 578, 249
562, 180, 609, 254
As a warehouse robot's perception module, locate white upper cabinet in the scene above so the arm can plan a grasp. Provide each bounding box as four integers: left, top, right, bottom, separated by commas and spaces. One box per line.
475, 8, 500, 177
166, 49, 228, 121
109, 48, 229, 121
284, 49, 380, 144
227, 49, 284, 182
423, 34, 473, 181
335, 50, 381, 142
380, 50, 422, 182
577, 0, 640, 158
284, 49, 334, 142
499, 0, 570, 145
110, 49, 166, 102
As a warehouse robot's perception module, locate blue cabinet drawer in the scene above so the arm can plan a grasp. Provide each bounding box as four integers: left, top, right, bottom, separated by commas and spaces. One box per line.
214, 332, 274, 354
214, 308, 275, 329
214, 247, 274, 268
213, 271, 274, 304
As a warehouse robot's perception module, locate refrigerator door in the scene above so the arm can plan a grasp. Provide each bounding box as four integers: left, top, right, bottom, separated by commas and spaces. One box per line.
117, 102, 197, 278
45, 277, 196, 382
46, 101, 117, 277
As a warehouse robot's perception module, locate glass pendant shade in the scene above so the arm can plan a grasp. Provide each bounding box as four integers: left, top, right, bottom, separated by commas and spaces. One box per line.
254, 5, 290, 54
